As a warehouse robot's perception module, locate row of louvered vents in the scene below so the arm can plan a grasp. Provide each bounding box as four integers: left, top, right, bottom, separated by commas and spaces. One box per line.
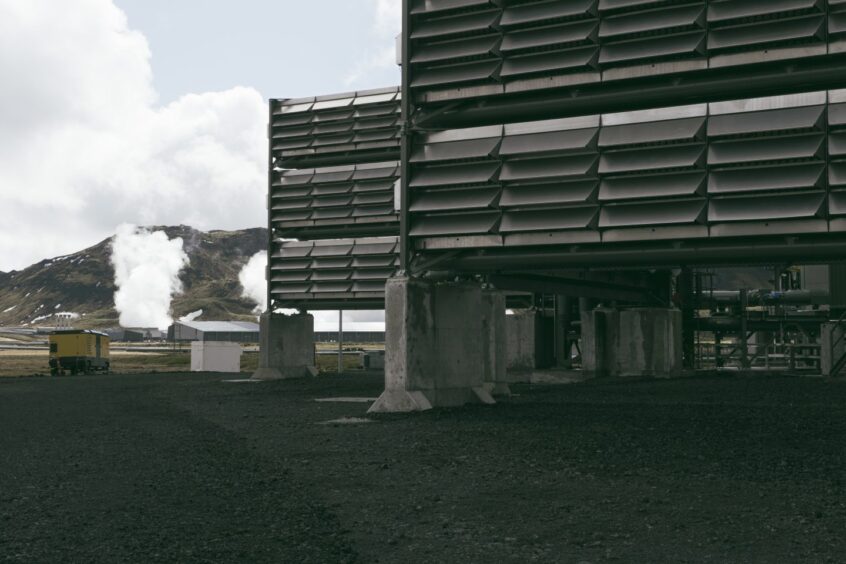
408, 94, 846, 249
409, 0, 846, 103
271, 87, 401, 168
269, 237, 400, 308
269, 88, 402, 308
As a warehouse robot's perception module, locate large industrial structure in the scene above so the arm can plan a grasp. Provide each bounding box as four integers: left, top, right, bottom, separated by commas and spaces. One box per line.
256, 0, 846, 410
251, 88, 403, 379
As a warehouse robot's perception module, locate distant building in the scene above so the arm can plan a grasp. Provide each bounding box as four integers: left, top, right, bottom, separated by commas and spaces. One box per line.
167, 321, 260, 343
314, 331, 385, 343
105, 328, 165, 342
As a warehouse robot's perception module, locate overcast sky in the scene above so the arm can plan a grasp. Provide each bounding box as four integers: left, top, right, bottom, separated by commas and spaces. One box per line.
0, 0, 400, 272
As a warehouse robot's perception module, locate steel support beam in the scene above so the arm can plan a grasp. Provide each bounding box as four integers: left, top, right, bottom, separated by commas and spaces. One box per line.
399, 0, 411, 273
266, 101, 275, 314
446, 238, 846, 272
415, 56, 846, 129
489, 274, 659, 304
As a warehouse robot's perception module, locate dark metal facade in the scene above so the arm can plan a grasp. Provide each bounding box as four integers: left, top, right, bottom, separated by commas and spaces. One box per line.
271, 87, 401, 168
408, 91, 846, 259
408, 0, 846, 127
268, 87, 402, 310
400, 0, 846, 272
269, 237, 400, 310
271, 161, 399, 240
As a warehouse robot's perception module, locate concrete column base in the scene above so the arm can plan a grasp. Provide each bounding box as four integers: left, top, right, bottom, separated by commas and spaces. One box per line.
251, 312, 317, 380
251, 367, 284, 380
582, 307, 682, 378
369, 387, 495, 413
368, 276, 497, 413
820, 322, 845, 376
482, 290, 510, 397
505, 310, 537, 383
483, 382, 512, 397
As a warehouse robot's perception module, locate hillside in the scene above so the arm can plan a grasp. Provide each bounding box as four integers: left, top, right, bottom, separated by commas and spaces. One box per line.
0, 226, 266, 328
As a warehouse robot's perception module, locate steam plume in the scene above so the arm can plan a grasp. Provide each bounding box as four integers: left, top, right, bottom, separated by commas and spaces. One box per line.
239, 251, 267, 313
110, 224, 189, 329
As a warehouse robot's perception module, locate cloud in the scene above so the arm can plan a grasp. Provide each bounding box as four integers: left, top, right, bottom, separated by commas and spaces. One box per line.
343, 0, 401, 88
0, 0, 266, 272
373, 0, 401, 35
239, 251, 267, 314
111, 224, 189, 330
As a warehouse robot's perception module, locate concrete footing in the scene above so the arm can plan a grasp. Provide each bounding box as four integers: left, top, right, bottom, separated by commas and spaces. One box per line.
820, 322, 845, 377
482, 290, 511, 397
251, 312, 317, 380
506, 310, 537, 383
368, 277, 497, 413
581, 307, 682, 378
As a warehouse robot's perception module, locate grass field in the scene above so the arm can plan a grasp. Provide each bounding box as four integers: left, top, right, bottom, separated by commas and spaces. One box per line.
0, 350, 195, 377
0, 348, 373, 377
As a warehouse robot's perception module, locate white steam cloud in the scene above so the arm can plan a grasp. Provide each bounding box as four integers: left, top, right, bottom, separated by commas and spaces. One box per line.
110, 224, 189, 330
343, 0, 401, 87
239, 251, 267, 313
0, 1, 265, 272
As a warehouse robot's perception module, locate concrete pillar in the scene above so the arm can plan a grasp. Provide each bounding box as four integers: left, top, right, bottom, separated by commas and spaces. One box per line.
554, 296, 573, 368
581, 307, 682, 378
580, 308, 620, 378
679, 267, 695, 369
251, 312, 317, 380
506, 310, 536, 382
481, 290, 510, 397
368, 277, 495, 413
820, 322, 846, 376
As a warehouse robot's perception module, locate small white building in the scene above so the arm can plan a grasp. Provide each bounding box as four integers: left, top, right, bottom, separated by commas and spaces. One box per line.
190, 341, 242, 373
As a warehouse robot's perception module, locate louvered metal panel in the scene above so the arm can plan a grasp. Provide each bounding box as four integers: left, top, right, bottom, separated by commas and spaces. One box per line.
708, 163, 825, 194
499, 127, 598, 156
599, 171, 706, 201
708, 193, 826, 222
410, 186, 500, 212
706, 99, 828, 236
599, 117, 705, 147
708, 105, 825, 136
500, 207, 598, 232
500, 180, 598, 207
406, 0, 846, 111
269, 237, 400, 309
407, 90, 846, 258
832, 162, 846, 186
268, 86, 403, 310
271, 161, 399, 239
599, 200, 707, 228
271, 87, 400, 169
831, 96, 846, 206
708, 134, 825, 165
501, 154, 598, 181
832, 2, 846, 41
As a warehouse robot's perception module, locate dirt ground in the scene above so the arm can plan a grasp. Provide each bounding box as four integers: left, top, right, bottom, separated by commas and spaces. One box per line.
1, 371, 845, 563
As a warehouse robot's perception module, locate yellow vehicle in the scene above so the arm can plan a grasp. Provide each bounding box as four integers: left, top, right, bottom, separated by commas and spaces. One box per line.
48, 330, 110, 376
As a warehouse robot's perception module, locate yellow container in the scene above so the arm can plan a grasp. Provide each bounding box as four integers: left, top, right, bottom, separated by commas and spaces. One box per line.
48, 330, 110, 375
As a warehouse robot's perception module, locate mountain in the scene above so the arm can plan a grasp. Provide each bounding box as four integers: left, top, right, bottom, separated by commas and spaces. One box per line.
0, 226, 266, 328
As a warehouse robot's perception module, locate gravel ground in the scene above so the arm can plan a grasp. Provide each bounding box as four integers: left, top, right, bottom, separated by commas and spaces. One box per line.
1, 372, 845, 563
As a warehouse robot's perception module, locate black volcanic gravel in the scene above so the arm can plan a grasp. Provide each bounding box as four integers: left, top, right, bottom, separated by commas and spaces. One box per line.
1, 371, 845, 563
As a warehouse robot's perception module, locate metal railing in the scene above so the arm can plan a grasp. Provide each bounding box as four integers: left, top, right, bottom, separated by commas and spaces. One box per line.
696, 340, 821, 372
